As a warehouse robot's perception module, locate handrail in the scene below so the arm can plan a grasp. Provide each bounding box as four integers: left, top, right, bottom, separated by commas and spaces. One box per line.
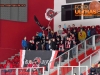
79, 50, 99, 63
0, 67, 44, 70
79, 49, 100, 66
0, 67, 45, 75
57, 66, 88, 75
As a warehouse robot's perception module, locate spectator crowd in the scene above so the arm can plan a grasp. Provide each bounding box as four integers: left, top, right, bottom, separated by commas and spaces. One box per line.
22, 24, 97, 58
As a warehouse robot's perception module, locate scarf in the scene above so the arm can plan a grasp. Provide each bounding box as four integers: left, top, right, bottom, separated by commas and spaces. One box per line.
66, 41, 71, 48
59, 44, 64, 50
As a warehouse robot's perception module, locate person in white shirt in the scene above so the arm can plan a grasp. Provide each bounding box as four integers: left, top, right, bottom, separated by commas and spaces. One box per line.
58, 25, 63, 35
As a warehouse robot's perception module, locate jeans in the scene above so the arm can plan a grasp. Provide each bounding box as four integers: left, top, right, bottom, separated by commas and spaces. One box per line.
80, 40, 85, 48
72, 45, 76, 55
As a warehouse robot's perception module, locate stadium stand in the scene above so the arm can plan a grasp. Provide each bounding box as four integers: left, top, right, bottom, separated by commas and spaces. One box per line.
0, 25, 100, 75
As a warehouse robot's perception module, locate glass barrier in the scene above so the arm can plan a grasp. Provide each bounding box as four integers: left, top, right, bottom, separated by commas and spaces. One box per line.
0, 67, 45, 75
48, 34, 100, 74
79, 49, 100, 68
57, 66, 88, 75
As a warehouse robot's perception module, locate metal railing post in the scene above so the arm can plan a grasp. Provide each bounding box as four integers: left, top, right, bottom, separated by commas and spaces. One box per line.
30, 68, 32, 75
79, 66, 80, 75
90, 55, 92, 67
76, 45, 79, 62
48, 63, 50, 74
68, 51, 70, 66
72, 67, 73, 75
43, 67, 44, 75
57, 66, 60, 75
84, 40, 87, 57
92, 35, 96, 50
59, 56, 61, 66
86, 66, 88, 75
16, 68, 18, 75
0, 69, 1, 75
79, 62, 81, 66
99, 50, 100, 61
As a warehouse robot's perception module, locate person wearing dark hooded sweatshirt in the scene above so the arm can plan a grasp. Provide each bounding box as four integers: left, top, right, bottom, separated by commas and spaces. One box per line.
90, 25, 96, 36
96, 64, 100, 75
51, 38, 57, 50
90, 64, 97, 75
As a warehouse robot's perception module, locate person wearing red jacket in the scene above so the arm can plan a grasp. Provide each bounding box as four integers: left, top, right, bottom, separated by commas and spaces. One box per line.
32, 60, 39, 75
27, 60, 33, 72
3, 61, 13, 73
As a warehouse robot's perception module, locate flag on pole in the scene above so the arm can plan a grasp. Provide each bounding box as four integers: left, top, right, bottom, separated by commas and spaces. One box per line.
45, 8, 58, 21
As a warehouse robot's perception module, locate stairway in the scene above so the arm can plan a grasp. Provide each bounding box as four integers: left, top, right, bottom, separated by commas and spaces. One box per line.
0, 52, 20, 65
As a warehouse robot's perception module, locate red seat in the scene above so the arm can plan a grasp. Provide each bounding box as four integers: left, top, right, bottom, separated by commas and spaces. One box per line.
32, 71, 38, 75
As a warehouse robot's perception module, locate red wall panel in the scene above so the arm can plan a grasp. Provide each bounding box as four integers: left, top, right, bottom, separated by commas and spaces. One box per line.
0, 0, 54, 62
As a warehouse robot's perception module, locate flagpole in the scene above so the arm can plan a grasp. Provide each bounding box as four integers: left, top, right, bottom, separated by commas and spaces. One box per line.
47, 20, 52, 37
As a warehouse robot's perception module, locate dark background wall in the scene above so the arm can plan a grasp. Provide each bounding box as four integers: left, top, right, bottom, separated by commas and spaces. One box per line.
0, 0, 54, 62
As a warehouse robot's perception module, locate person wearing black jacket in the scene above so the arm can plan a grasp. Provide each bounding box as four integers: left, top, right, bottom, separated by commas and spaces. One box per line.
56, 38, 61, 50
96, 64, 100, 75
51, 38, 57, 50
34, 32, 40, 43
72, 29, 79, 44
28, 40, 35, 50
67, 37, 73, 58
90, 64, 96, 75
56, 33, 61, 41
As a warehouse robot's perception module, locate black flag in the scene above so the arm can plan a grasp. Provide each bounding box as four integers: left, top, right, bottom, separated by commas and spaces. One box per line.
34, 15, 47, 30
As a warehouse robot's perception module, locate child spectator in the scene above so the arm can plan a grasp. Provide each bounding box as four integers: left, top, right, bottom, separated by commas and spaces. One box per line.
27, 60, 33, 71
22, 36, 28, 50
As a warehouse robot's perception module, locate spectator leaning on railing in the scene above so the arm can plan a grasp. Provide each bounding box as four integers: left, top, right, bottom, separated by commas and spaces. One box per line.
22, 36, 28, 50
